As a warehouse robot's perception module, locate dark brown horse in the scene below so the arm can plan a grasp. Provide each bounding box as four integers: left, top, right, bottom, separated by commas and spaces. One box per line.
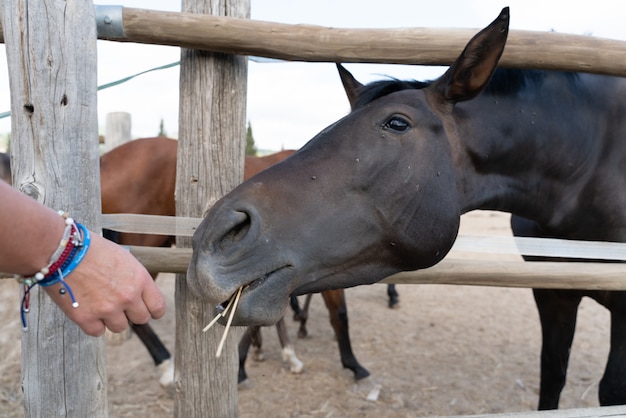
189, 8, 626, 410
99, 137, 368, 385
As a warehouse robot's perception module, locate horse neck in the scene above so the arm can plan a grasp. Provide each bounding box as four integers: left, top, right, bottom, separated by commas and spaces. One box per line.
452, 77, 612, 228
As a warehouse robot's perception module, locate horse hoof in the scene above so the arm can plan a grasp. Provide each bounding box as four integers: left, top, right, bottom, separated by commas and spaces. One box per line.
282, 345, 304, 374
354, 377, 382, 402
238, 378, 253, 390
290, 360, 304, 374
238, 369, 248, 384
158, 359, 175, 389
354, 367, 371, 381
388, 299, 400, 309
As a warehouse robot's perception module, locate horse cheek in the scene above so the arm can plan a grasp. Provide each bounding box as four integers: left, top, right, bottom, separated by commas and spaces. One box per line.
398, 164, 460, 271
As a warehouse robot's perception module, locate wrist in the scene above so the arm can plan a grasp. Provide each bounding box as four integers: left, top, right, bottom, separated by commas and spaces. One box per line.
16, 211, 91, 330
18, 212, 80, 285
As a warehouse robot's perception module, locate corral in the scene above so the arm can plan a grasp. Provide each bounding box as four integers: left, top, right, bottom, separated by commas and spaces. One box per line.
1, 0, 624, 413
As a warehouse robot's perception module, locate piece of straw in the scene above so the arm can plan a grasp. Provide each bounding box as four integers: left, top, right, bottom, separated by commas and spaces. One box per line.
202, 289, 238, 333
215, 286, 243, 358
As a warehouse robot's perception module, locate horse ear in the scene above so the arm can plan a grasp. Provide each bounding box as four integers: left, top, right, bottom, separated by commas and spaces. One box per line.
431, 7, 509, 103
336, 64, 364, 110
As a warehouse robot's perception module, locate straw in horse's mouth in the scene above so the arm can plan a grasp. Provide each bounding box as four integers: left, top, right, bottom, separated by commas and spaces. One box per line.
215, 275, 263, 313
202, 286, 243, 358
203, 265, 294, 358
216, 265, 290, 312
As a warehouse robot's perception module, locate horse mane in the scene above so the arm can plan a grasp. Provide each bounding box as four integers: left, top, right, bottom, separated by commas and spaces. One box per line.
484, 68, 579, 95
354, 69, 581, 106
352, 78, 430, 108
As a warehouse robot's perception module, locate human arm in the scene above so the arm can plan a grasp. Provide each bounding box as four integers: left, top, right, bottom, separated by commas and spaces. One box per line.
0, 180, 166, 336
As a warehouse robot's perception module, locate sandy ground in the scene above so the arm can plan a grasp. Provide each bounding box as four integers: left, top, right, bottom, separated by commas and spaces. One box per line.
0, 211, 612, 417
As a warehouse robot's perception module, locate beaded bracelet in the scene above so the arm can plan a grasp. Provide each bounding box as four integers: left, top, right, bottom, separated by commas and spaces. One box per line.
16, 212, 91, 330
17, 211, 78, 286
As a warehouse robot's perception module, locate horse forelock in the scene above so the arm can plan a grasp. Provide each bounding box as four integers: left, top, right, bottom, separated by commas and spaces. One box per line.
354, 78, 431, 108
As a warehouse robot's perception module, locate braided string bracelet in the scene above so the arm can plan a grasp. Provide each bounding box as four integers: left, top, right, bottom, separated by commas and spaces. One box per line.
15, 212, 91, 330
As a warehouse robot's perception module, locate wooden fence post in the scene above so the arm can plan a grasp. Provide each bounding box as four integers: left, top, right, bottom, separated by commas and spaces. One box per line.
105, 111, 132, 152
2, 0, 106, 416
174, 0, 250, 416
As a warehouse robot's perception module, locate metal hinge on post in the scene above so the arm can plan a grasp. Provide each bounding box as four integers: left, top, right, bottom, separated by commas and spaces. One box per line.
94, 5, 125, 39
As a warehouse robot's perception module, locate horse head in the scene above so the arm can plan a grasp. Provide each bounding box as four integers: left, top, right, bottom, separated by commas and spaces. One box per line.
188, 8, 509, 326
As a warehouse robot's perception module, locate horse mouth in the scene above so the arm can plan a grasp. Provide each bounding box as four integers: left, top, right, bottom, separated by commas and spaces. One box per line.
215, 265, 294, 314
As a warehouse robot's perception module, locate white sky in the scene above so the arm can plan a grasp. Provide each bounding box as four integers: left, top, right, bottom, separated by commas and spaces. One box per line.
1, 1, 626, 151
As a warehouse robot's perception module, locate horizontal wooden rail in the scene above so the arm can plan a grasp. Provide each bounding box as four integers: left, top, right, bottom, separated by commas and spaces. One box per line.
457, 404, 626, 418
101, 213, 626, 261
124, 246, 626, 291
3, 7, 626, 76
117, 8, 626, 76
4, 246, 625, 290
6, 215, 625, 285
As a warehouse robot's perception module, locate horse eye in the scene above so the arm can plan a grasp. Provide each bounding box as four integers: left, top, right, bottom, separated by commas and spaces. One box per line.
382, 116, 410, 132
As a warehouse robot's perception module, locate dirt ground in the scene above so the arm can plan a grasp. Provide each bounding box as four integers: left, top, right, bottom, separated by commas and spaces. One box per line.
0, 211, 612, 417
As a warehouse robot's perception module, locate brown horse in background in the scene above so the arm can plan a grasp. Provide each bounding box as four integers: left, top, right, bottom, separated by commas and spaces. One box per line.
0, 153, 10, 184
99, 137, 369, 385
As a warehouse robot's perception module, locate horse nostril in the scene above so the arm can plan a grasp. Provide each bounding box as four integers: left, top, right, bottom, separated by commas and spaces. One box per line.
218, 210, 252, 251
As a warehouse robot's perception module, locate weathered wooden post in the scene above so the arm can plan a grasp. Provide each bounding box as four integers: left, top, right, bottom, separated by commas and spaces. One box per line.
2, 0, 106, 416
174, 0, 249, 416
105, 111, 132, 152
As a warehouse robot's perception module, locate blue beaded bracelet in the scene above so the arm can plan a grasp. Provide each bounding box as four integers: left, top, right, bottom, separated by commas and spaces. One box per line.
19, 222, 91, 330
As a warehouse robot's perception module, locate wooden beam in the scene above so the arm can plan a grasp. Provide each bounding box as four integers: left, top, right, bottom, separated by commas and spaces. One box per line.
447, 404, 626, 418
117, 8, 626, 77
127, 246, 626, 291
381, 259, 626, 290
4, 7, 626, 76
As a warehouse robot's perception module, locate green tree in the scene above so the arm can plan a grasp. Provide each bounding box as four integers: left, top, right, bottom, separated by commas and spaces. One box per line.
158, 118, 167, 137
245, 121, 257, 156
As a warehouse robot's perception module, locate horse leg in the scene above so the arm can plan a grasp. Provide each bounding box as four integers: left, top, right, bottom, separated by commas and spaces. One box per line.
533, 289, 582, 410
289, 296, 304, 337
292, 294, 313, 338
238, 325, 263, 383
387, 284, 399, 308
598, 299, 626, 405
275, 317, 303, 374
131, 323, 173, 388
321, 289, 370, 380
290, 296, 301, 317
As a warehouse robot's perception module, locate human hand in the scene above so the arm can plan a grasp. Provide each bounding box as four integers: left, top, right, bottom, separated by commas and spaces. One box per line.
43, 232, 166, 337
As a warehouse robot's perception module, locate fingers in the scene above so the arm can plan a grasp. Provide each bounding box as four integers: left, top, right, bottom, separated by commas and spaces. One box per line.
121, 264, 166, 324
142, 277, 167, 320
79, 319, 107, 337
122, 286, 159, 326
76, 315, 130, 337
103, 314, 132, 334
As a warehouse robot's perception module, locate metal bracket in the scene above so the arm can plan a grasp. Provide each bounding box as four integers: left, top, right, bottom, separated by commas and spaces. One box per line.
94, 5, 125, 39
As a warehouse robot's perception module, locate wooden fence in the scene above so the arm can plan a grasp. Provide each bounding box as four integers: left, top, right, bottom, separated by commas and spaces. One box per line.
2, 2, 626, 417
4, 6, 626, 75
111, 214, 626, 291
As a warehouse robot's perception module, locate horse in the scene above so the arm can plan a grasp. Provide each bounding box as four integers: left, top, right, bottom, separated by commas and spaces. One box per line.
0, 152, 10, 184
188, 7, 626, 410
99, 137, 369, 385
